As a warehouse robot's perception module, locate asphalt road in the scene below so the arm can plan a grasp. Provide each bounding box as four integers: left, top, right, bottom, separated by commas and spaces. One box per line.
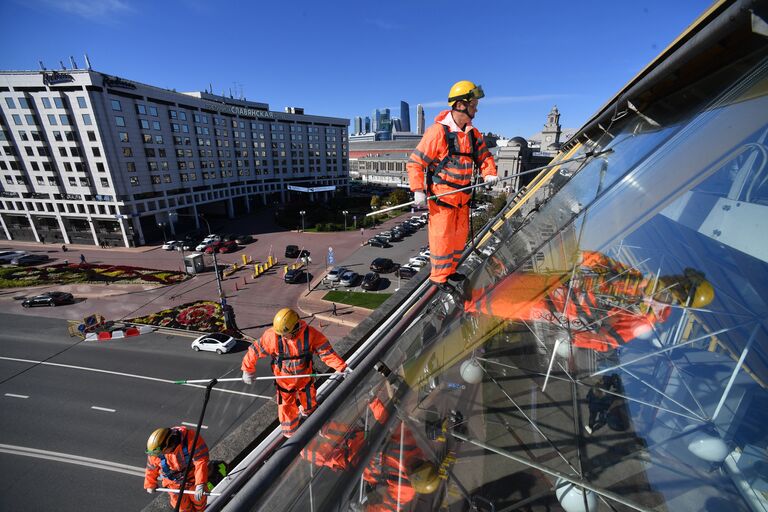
0, 312, 275, 512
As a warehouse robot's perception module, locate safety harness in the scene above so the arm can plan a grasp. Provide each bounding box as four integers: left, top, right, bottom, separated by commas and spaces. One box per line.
426, 124, 479, 208
160, 431, 191, 483
272, 327, 313, 395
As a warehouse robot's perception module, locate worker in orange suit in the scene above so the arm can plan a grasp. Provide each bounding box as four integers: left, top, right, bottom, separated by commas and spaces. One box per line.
144, 426, 209, 512
301, 396, 440, 511
241, 307, 349, 437
464, 250, 715, 352
407, 80, 498, 293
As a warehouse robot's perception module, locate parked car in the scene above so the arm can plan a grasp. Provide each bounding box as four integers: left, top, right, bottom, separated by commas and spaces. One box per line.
205, 240, 238, 254
368, 237, 390, 248
370, 257, 396, 273
21, 291, 74, 308
235, 234, 254, 244
340, 270, 360, 287
396, 265, 419, 279
361, 272, 381, 291
0, 250, 27, 263
162, 240, 183, 250
11, 254, 50, 266
396, 223, 416, 234
419, 248, 431, 259
284, 268, 309, 284
195, 240, 215, 252
409, 255, 429, 267
325, 266, 347, 283
191, 332, 236, 354
285, 245, 310, 259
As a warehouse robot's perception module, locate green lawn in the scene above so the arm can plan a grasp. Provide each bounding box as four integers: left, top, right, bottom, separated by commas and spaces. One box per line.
322, 290, 392, 309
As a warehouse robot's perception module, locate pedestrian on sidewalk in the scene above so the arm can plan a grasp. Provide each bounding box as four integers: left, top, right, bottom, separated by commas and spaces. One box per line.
332, 303, 338, 316
40, 234, 45, 244
79, 253, 86, 265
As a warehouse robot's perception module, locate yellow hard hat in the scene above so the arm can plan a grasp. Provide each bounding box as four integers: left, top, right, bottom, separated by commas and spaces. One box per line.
146, 428, 172, 455
691, 280, 715, 308
408, 461, 439, 494
448, 80, 484, 106
273, 307, 301, 336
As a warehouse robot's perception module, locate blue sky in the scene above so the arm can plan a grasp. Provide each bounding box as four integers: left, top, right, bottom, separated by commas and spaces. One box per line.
1, 0, 712, 137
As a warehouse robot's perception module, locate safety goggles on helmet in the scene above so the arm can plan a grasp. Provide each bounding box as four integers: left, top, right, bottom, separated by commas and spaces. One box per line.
448, 85, 484, 104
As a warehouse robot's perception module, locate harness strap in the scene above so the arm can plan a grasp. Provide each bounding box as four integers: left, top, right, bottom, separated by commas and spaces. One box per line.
272, 328, 312, 369
160, 432, 190, 483
426, 125, 479, 208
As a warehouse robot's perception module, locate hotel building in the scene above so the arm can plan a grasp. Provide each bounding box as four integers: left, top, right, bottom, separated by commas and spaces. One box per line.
0, 69, 349, 246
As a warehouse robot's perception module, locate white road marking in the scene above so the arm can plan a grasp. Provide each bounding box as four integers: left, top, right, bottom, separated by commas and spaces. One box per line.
91, 406, 116, 413
181, 422, 208, 429
0, 443, 145, 477
0, 356, 272, 400
4, 393, 29, 399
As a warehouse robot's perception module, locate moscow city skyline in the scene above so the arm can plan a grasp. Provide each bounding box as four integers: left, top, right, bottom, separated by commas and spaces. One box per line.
1, 0, 711, 138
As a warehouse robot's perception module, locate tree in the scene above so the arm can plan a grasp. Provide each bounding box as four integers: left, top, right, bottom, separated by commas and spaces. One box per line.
370, 195, 381, 210
386, 188, 410, 206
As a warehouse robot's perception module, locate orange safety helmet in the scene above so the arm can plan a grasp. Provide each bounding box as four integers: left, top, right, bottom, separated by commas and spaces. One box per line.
273, 307, 301, 336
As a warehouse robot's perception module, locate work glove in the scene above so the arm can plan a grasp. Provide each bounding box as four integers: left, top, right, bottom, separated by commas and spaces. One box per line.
413, 191, 427, 207
242, 371, 255, 385
146, 487, 155, 494
194, 484, 205, 501
483, 175, 499, 185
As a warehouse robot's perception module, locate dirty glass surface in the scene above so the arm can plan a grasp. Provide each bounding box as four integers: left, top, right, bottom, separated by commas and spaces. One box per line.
251, 58, 768, 512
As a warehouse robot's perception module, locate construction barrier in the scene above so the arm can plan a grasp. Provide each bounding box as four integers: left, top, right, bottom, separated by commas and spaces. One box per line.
85, 325, 153, 342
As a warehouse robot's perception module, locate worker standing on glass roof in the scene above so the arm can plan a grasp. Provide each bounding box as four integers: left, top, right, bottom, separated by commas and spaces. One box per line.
241, 307, 349, 437
407, 81, 498, 294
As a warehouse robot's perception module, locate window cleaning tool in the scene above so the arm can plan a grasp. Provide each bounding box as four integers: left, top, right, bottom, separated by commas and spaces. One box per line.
174, 372, 347, 385
366, 148, 613, 217
155, 488, 221, 497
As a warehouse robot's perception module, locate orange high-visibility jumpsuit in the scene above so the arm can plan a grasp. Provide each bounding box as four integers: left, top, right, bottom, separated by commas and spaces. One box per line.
464, 251, 671, 351
144, 426, 209, 512
408, 110, 497, 284
241, 320, 347, 436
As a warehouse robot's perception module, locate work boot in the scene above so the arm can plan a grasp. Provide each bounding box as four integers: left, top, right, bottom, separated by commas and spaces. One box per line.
447, 272, 466, 282
433, 281, 456, 294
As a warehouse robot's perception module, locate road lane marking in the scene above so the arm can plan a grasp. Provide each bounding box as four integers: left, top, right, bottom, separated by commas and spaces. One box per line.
4, 393, 29, 399
182, 422, 208, 429
91, 406, 116, 413
0, 443, 145, 477
0, 356, 272, 400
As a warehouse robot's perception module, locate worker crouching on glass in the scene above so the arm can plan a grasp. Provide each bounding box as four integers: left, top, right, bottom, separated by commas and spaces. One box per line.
144, 426, 209, 512
241, 307, 349, 437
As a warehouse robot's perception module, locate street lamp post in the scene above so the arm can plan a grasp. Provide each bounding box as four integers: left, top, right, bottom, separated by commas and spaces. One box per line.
353, 215, 357, 229
342, 210, 348, 232
299, 210, 306, 232
169, 212, 227, 327
157, 221, 167, 242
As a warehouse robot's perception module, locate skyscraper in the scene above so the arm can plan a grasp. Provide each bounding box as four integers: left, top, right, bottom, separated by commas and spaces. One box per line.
417, 104, 425, 135
364, 116, 371, 133
371, 109, 379, 132
400, 101, 411, 132
354, 116, 362, 135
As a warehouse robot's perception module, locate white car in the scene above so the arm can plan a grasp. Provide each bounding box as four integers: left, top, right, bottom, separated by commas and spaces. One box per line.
419, 248, 431, 259
162, 240, 182, 250
325, 266, 347, 283
191, 333, 236, 354
195, 240, 214, 252
409, 256, 429, 268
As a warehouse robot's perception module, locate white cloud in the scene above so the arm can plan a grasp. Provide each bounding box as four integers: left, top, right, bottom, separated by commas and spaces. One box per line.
36, 0, 133, 22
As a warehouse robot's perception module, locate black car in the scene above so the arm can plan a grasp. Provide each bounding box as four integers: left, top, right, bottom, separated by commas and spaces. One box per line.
361, 272, 381, 291
235, 234, 254, 244
11, 254, 50, 266
284, 269, 309, 284
368, 237, 390, 248
22, 291, 74, 308
285, 245, 310, 259
370, 257, 396, 273
396, 265, 419, 279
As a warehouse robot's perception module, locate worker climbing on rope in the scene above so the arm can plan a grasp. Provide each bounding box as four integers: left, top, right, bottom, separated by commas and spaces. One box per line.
407, 80, 498, 294
464, 250, 716, 352
144, 426, 209, 512
241, 307, 349, 437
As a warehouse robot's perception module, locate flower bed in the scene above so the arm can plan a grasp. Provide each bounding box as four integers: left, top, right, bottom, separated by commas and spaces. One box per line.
126, 300, 228, 333
0, 263, 188, 288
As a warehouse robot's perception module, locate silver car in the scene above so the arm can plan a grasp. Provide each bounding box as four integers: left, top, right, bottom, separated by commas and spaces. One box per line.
340, 270, 359, 287
325, 266, 347, 283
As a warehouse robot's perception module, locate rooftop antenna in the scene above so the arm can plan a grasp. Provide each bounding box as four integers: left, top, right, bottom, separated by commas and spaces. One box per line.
209, 83, 213, 94
38, 61, 46, 71
229, 87, 233, 99
69, 56, 78, 69
84, 53, 92, 70
59, 60, 67, 70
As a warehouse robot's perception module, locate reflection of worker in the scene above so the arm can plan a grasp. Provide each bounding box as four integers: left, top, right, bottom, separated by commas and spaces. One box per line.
301, 397, 439, 511
144, 426, 209, 512
407, 80, 498, 293
241, 308, 348, 437
464, 251, 715, 352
